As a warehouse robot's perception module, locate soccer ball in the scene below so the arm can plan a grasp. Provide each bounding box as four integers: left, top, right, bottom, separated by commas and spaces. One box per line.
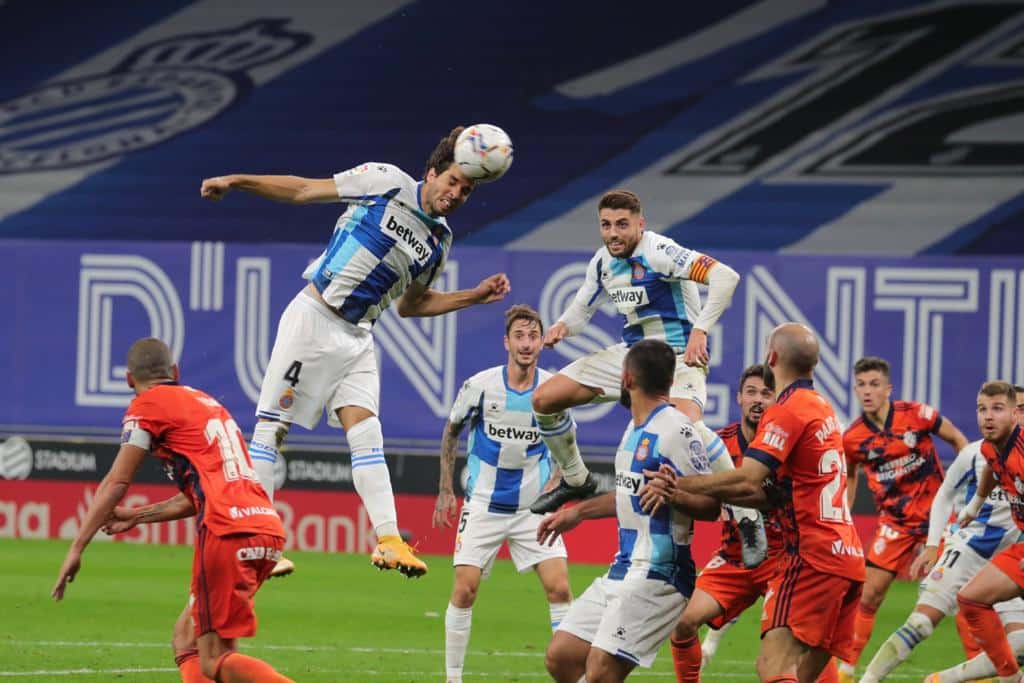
454, 124, 513, 183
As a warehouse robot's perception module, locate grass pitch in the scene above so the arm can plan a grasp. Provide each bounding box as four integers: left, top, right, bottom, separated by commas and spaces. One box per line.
0, 539, 979, 681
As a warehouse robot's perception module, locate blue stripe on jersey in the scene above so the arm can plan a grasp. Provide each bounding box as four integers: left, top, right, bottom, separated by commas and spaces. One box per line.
488, 468, 524, 514
609, 527, 637, 579
505, 388, 532, 413
587, 257, 604, 305
465, 455, 481, 500
968, 523, 1008, 558
350, 208, 395, 260
526, 440, 546, 457
312, 208, 369, 292
610, 258, 632, 277
339, 260, 400, 322
538, 453, 552, 489
469, 421, 502, 466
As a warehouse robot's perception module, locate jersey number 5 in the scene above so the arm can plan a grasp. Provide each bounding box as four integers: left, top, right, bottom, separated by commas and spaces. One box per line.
819, 449, 852, 523
205, 418, 257, 483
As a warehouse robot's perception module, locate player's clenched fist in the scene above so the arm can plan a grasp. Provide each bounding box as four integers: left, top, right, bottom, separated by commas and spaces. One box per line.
474, 273, 511, 304
543, 321, 569, 349
200, 176, 234, 200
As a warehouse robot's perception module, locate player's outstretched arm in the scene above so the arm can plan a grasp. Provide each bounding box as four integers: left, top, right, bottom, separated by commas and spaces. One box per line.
536, 491, 615, 546
641, 464, 721, 519
103, 493, 197, 535
433, 420, 464, 528
936, 417, 970, 454
200, 174, 339, 204
52, 444, 147, 600
397, 273, 510, 318
674, 458, 771, 508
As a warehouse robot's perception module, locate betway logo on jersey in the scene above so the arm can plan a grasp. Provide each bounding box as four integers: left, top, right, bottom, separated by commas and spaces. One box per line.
382, 212, 431, 265
615, 470, 643, 496
485, 422, 541, 444
608, 287, 648, 312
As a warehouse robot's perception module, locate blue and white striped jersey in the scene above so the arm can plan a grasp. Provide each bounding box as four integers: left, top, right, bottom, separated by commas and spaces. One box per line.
564, 231, 716, 350
944, 439, 1018, 558
450, 366, 554, 514
609, 404, 710, 595
302, 163, 451, 329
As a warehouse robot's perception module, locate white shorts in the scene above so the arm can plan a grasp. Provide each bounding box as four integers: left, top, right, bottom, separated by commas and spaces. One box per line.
996, 597, 1024, 625
560, 343, 707, 409
918, 528, 1021, 616
256, 291, 379, 430
453, 504, 567, 578
557, 576, 687, 669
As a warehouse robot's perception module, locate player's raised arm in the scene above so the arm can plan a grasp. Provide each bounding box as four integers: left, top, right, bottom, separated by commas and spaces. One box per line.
397, 273, 510, 318
546, 253, 606, 349
200, 174, 340, 204
52, 444, 147, 600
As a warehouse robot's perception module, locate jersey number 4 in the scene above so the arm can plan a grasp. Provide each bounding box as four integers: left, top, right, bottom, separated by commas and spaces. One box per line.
205, 418, 257, 483
819, 449, 853, 523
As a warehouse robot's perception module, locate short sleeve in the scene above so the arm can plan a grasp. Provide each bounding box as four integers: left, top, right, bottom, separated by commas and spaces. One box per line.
913, 402, 942, 433
121, 394, 168, 450
333, 162, 398, 202
747, 404, 803, 470
647, 235, 719, 284
662, 420, 711, 476
449, 376, 484, 427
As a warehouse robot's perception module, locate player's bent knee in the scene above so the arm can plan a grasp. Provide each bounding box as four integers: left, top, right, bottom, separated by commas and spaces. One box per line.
547, 584, 572, 604
451, 582, 478, 608
674, 616, 698, 641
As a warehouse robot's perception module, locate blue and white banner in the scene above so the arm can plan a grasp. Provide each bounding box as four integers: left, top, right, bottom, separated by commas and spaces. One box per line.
3, 240, 1022, 452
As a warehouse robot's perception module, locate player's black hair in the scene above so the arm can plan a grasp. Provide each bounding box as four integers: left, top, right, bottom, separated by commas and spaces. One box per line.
127, 337, 174, 382
598, 189, 642, 215
854, 356, 891, 379
624, 339, 675, 396
423, 126, 464, 180
504, 304, 543, 336
739, 364, 774, 393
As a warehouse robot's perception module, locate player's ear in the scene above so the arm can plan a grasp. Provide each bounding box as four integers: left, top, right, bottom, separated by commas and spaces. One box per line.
126, 371, 135, 389
171, 364, 180, 382
503, 335, 510, 353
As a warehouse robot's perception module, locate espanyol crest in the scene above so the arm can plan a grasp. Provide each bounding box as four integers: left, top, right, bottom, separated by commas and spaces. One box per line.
903, 431, 918, 449
0, 20, 311, 173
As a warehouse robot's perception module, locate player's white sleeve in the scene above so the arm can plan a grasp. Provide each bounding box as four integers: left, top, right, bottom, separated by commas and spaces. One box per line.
646, 235, 739, 332
449, 375, 485, 428
556, 251, 607, 335
333, 162, 399, 202
926, 447, 975, 547
664, 419, 712, 476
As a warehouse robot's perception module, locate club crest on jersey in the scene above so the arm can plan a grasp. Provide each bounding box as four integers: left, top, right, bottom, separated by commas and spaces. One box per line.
631, 263, 646, 280
635, 437, 650, 461
903, 431, 918, 448
931, 566, 944, 581
279, 388, 295, 410
0, 20, 312, 174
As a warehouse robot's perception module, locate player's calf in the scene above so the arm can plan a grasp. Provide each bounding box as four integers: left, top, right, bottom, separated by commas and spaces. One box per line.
545, 631, 589, 683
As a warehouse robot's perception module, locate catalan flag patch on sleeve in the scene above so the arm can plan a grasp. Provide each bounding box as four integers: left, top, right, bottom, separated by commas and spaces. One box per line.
689, 254, 718, 283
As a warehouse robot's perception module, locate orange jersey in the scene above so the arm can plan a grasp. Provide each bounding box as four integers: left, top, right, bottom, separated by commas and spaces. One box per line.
121, 383, 285, 539
716, 422, 787, 563
981, 426, 1024, 532
746, 379, 865, 580
843, 400, 945, 534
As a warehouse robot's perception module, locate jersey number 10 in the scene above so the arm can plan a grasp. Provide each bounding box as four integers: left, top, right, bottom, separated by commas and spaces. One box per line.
205, 418, 258, 483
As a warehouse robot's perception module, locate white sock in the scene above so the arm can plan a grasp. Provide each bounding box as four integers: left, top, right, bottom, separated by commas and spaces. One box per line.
861, 611, 933, 683
838, 661, 855, 675
549, 602, 570, 632
941, 630, 1024, 682
346, 417, 399, 539
445, 603, 473, 682
535, 411, 588, 486
249, 421, 287, 502
702, 617, 735, 658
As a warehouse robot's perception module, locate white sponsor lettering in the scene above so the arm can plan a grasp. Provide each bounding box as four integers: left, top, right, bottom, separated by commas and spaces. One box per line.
814, 416, 841, 444
228, 505, 279, 520
236, 546, 283, 562
831, 538, 865, 557
34, 449, 97, 473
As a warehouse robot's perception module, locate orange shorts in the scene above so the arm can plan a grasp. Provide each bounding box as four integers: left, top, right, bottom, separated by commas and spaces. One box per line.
762, 556, 864, 661
696, 552, 783, 629
191, 528, 284, 639
866, 521, 925, 576
991, 543, 1024, 591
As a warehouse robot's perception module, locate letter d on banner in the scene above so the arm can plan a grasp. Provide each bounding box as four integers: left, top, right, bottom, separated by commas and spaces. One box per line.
75, 254, 184, 406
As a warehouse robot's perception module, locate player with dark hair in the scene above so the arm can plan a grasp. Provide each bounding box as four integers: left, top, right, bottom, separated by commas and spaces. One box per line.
200, 127, 511, 578
838, 356, 968, 680
53, 337, 291, 683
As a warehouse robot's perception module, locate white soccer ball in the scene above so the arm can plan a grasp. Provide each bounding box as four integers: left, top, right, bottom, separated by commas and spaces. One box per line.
454, 124, 513, 183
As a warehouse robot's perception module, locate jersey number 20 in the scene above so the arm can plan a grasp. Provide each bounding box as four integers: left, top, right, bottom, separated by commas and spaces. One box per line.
205, 418, 257, 483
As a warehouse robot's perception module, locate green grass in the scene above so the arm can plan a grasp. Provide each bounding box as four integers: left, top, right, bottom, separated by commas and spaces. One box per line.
0, 539, 979, 681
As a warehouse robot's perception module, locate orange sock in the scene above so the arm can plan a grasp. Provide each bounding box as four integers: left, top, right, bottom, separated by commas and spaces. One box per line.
955, 608, 983, 658
670, 635, 702, 683
174, 650, 211, 683
848, 602, 878, 665
957, 595, 1019, 677
815, 658, 839, 683
213, 652, 294, 683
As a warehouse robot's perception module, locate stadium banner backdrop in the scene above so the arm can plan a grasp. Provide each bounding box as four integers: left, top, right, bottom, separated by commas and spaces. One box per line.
0, 436, 879, 563
3, 240, 1022, 453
